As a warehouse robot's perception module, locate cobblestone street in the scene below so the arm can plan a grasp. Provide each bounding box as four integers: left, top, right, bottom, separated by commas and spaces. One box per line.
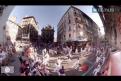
5, 50, 96, 76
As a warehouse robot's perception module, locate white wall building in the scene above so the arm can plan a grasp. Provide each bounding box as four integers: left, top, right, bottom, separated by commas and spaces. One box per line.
0, 5, 14, 45
6, 16, 20, 44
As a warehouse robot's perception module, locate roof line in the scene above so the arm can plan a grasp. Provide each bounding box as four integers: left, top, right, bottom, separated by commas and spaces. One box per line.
8, 19, 22, 29
73, 6, 98, 26
57, 6, 98, 27
23, 16, 38, 25
57, 6, 72, 27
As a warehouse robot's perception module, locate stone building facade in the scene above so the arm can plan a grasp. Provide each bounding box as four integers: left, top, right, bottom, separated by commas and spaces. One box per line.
57, 6, 99, 44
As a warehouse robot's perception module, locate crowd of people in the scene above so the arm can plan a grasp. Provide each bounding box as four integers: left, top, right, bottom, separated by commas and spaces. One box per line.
18, 41, 96, 76
0, 45, 7, 65
92, 42, 111, 76
0, 41, 90, 76
18, 46, 50, 76
0, 43, 17, 76
0, 43, 16, 66
0, 40, 113, 76
18, 45, 67, 76
18, 41, 120, 76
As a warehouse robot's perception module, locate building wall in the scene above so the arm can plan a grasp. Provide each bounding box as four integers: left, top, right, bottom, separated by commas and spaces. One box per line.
21, 16, 38, 31
57, 7, 79, 43
20, 16, 38, 43
6, 16, 19, 44
57, 6, 99, 43
100, 6, 121, 49
97, 6, 121, 50
0, 6, 14, 45
114, 13, 121, 49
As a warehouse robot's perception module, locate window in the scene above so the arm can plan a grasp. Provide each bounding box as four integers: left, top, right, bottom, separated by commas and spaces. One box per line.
3, 25, 6, 30
119, 16, 121, 22
68, 13, 71, 24
68, 18, 71, 24
69, 34, 71, 38
69, 26, 71, 31
75, 17, 78, 23
74, 10, 79, 17
64, 35, 65, 40
73, 9, 76, 14
75, 17, 78, 21
74, 10, 77, 16
78, 24, 83, 29
75, 17, 82, 24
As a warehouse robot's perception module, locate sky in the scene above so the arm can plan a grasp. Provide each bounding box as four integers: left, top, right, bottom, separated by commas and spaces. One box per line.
9, 5, 104, 41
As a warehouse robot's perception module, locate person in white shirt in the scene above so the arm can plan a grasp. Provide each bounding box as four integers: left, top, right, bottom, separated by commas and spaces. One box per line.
68, 46, 72, 60
75, 48, 78, 54
54, 63, 60, 72
96, 56, 101, 63
28, 47, 35, 61
54, 60, 62, 75
57, 58, 62, 67
93, 64, 101, 76
42, 49, 50, 66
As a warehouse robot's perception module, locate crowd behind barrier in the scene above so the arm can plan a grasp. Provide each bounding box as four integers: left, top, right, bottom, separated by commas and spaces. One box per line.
0, 41, 114, 76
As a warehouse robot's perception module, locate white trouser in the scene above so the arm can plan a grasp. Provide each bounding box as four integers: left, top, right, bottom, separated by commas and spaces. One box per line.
59, 73, 66, 76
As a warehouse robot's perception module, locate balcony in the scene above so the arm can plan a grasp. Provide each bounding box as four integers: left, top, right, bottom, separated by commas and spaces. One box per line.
75, 18, 82, 24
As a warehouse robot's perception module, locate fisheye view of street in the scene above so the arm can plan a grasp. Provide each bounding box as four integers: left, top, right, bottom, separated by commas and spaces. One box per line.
0, 5, 121, 76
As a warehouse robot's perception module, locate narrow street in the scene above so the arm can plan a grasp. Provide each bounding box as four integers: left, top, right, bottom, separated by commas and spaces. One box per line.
5, 49, 96, 76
